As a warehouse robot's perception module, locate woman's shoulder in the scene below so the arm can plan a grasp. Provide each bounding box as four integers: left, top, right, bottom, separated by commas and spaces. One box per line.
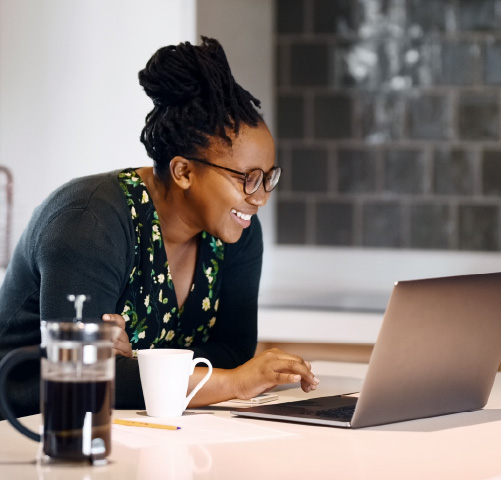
26, 169, 134, 243
39, 169, 128, 218
53, 169, 124, 202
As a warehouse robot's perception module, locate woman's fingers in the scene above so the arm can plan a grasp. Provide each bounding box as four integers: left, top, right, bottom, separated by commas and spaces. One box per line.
102, 313, 133, 358
102, 313, 125, 327
231, 348, 320, 399
269, 358, 320, 390
259, 349, 319, 387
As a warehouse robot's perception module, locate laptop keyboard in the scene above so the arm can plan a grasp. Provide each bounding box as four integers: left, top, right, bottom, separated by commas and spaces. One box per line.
307, 405, 356, 420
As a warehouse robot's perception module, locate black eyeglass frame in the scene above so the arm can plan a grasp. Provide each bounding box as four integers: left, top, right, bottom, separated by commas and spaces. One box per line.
184, 156, 282, 195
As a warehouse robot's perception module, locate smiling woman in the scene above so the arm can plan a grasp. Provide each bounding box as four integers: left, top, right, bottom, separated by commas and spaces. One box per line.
0, 37, 319, 419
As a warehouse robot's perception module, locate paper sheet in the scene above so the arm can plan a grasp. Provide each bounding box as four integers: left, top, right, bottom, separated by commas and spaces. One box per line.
112, 414, 297, 448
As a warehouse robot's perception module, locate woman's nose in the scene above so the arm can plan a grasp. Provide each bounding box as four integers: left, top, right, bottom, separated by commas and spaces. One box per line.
246, 183, 270, 207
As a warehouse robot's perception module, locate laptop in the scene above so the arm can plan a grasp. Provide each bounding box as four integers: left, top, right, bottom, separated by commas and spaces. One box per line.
232, 272, 501, 428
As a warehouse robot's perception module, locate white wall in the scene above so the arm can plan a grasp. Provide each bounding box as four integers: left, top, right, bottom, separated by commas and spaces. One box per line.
0, 0, 196, 245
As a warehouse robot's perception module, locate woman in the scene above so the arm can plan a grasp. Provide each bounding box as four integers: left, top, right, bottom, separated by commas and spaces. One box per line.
0, 37, 318, 417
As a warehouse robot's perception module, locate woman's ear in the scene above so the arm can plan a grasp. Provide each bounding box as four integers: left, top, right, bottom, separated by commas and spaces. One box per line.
169, 156, 193, 190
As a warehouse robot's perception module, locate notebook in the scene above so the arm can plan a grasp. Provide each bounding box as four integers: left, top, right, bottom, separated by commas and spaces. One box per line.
232, 272, 501, 428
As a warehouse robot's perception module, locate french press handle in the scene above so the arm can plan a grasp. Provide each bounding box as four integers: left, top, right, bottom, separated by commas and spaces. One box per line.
0, 345, 43, 442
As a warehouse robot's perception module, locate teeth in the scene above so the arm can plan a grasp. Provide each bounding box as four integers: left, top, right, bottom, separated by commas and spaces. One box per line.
231, 209, 252, 221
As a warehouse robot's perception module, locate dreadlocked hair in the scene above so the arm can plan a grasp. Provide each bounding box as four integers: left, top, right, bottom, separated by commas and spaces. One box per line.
138, 36, 263, 176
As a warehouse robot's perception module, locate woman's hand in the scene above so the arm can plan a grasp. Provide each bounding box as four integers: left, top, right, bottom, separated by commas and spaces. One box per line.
102, 313, 133, 358
229, 348, 319, 400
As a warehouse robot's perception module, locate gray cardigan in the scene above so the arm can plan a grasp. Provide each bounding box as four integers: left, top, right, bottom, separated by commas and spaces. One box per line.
0, 170, 262, 417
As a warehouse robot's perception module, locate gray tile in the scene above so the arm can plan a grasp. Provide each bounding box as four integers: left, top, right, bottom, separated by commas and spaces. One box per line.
314, 94, 353, 139
291, 147, 329, 192
433, 148, 476, 195
313, 0, 358, 35
458, 93, 499, 140
458, 0, 501, 31
336, 40, 368, 88
275, 44, 286, 88
485, 41, 501, 84
416, 39, 442, 87
315, 201, 353, 246
290, 42, 330, 86
337, 39, 410, 90
482, 149, 501, 195
276, 0, 304, 34
384, 148, 425, 194
276, 94, 304, 139
410, 204, 452, 249
439, 41, 479, 85
459, 204, 499, 251
359, 92, 407, 141
362, 202, 403, 248
338, 149, 377, 194
408, 94, 453, 140
276, 199, 307, 245
358, 0, 405, 28
407, 0, 456, 32
275, 147, 289, 192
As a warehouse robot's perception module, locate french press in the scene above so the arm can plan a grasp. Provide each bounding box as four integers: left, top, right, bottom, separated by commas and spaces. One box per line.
0, 295, 120, 464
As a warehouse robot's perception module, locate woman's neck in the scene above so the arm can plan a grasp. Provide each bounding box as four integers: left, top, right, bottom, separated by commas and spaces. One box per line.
135, 167, 198, 248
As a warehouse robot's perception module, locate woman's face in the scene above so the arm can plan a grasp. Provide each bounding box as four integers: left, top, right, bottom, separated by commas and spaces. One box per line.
187, 122, 276, 244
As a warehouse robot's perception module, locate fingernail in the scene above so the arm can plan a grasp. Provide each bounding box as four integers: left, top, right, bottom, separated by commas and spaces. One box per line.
314, 377, 320, 384
102, 314, 110, 320
293, 375, 301, 382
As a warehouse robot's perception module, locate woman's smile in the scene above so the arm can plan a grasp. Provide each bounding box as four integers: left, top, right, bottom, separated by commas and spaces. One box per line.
231, 208, 254, 227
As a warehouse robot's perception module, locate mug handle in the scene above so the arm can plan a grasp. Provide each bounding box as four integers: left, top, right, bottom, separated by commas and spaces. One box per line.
0, 345, 42, 442
184, 357, 213, 409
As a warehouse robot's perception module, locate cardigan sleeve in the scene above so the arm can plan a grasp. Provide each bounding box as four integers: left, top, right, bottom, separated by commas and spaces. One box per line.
35, 208, 132, 320
0, 174, 137, 417
190, 216, 263, 369
37, 207, 143, 409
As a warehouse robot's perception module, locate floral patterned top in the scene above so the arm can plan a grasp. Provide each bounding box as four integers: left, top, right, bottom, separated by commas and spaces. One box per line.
117, 169, 225, 356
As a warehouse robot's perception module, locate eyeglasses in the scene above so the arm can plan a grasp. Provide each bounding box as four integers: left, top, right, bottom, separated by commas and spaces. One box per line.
184, 157, 282, 195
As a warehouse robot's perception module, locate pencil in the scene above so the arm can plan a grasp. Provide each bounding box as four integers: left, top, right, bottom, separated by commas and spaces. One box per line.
113, 419, 181, 430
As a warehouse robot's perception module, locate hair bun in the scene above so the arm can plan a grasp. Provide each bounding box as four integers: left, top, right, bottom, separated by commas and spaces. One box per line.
138, 42, 210, 108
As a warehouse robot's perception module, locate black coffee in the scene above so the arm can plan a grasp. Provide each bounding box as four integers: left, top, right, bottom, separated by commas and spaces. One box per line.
42, 378, 112, 461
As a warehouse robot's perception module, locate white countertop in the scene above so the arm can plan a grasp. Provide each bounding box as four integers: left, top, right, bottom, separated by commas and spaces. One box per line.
2, 361, 501, 480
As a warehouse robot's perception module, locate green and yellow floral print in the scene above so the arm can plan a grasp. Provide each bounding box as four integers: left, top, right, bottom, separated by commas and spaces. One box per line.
117, 169, 225, 356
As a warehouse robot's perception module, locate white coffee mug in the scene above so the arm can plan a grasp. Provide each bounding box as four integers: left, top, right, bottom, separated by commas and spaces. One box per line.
137, 349, 212, 417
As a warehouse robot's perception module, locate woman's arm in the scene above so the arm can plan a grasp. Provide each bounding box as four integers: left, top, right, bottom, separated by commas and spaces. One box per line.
187, 348, 319, 407
104, 313, 319, 408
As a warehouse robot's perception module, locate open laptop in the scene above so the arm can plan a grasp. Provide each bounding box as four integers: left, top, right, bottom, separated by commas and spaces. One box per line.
232, 272, 501, 428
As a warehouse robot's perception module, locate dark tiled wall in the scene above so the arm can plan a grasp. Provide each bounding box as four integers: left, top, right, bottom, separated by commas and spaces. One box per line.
274, 0, 501, 250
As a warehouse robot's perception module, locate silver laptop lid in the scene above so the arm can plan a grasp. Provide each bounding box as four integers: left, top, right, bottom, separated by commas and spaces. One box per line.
351, 272, 501, 428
